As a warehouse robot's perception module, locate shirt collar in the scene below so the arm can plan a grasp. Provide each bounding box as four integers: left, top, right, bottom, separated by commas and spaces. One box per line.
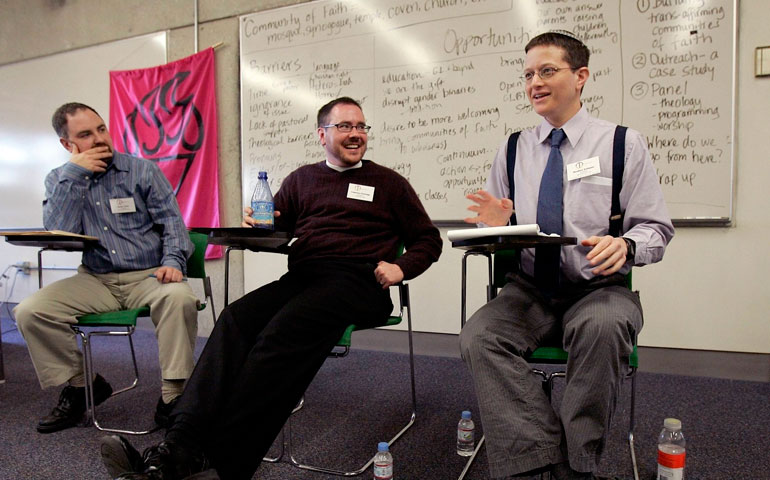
91, 151, 130, 178
108, 152, 132, 172
325, 159, 363, 172
536, 105, 589, 148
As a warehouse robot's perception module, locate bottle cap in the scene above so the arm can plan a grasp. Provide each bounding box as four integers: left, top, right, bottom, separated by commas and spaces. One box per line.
378, 442, 389, 452
258, 171, 268, 179
462, 410, 472, 419
663, 418, 682, 431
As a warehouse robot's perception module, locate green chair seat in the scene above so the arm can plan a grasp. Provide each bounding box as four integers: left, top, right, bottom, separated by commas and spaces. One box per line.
337, 315, 403, 348
77, 307, 150, 327
528, 344, 639, 368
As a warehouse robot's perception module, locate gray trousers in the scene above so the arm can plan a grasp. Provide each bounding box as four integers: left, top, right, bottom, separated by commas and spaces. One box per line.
14, 265, 199, 389
459, 272, 642, 478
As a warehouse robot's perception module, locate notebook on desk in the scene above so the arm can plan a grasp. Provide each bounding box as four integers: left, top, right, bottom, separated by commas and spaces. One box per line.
446, 224, 558, 242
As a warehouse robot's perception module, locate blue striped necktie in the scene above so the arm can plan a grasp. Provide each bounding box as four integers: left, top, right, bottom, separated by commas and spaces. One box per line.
535, 128, 566, 292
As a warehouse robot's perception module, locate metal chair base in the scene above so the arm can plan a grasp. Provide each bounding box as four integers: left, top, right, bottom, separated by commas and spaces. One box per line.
458, 250, 639, 480
457, 367, 639, 480
264, 284, 417, 476
72, 325, 159, 435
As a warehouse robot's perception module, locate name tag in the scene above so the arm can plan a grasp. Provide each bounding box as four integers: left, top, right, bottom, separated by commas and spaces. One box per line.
109, 197, 137, 214
567, 156, 601, 181
347, 183, 375, 202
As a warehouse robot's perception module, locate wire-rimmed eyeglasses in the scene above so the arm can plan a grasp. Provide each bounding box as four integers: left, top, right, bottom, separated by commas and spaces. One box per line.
521, 66, 576, 82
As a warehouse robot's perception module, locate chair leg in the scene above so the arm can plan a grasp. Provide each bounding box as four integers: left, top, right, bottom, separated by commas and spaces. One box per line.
74, 326, 157, 435
286, 292, 418, 476
263, 396, 305, 463
0, 320, 5, 384
204, 277, 217, 326
628, 368, 639, 480
262, 428, 285, 463
77, 329, 95, 426
457, 435, 485, 480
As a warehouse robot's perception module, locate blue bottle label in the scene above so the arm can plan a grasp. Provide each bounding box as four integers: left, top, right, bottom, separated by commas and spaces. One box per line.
251, 200, 274, 229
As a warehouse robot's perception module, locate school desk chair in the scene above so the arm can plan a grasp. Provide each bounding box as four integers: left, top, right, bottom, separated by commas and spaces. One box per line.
457, 249, 639, 480
71, 230, 215, 435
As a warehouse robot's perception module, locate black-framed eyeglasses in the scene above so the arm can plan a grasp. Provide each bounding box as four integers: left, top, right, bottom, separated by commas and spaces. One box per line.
521, 66, 576, 82
322, 123, 371, 133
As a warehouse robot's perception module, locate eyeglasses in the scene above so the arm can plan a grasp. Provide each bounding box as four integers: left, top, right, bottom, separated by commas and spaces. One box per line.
521, 66, 576, 82
322, 123, 371, 133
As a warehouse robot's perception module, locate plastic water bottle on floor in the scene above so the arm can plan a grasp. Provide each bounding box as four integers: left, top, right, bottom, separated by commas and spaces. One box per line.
657, 418, 686, 480
457, 410, 475, 456
373, 442, 393, 480
250, 171, 274, 230
374, 442, 393, 480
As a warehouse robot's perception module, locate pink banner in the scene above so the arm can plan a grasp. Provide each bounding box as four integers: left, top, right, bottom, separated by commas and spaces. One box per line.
109, 48, 222, 258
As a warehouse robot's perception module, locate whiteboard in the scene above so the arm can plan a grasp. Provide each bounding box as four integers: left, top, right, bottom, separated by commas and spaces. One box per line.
0, 32, 167, 301
239, 0, 735, 224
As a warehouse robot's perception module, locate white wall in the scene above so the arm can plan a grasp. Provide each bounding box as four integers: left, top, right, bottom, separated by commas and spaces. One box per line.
1, 0, 768, 353
0, 33, 168, 304
634, 5, 770, 353
247, 0, 770, 354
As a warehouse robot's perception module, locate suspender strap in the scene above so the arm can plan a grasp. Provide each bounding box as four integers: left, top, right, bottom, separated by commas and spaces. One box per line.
507, 126, 626, 235
610, 125, 627, 237
506, 131, 521, 226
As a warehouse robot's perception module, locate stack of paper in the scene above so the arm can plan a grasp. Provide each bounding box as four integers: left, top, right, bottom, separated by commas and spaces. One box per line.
446, 224, 558, 242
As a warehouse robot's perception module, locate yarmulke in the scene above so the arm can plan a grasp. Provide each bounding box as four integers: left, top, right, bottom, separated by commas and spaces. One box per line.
546, 30, 585, 44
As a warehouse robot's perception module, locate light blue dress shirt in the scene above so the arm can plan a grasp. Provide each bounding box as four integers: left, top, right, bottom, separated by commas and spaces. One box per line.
42, 152, 192, 274
486, 107, 675, 282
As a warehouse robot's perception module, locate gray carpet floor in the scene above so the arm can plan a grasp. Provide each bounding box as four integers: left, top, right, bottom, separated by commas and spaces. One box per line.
1, 316, 768, 479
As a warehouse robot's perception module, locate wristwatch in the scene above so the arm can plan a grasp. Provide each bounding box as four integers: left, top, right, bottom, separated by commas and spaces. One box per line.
622, 237, 636, 261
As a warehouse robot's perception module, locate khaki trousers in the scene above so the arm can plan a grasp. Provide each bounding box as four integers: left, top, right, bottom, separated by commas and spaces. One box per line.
14, 265, 199, 389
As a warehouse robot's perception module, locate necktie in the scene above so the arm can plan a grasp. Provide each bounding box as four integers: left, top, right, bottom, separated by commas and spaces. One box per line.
535, 128, 566, 292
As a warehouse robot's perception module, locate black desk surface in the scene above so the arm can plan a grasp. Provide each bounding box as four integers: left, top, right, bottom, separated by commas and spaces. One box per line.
451, 235, 577, 252
190, 227, 292, 252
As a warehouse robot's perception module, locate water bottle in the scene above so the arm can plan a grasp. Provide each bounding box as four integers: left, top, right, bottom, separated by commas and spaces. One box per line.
373, 442, 393, 480
657, 418, 686, 480
457, 410, 475, 456
250, 171, 274, 230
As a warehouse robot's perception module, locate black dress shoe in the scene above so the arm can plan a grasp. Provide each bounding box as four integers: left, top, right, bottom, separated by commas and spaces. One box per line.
115, 440, 210, 480
154, 396, 180, 429
37, 373, 113, 433
101, 434, 145, 477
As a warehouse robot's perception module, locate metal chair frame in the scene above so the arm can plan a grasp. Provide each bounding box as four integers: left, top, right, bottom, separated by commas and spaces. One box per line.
457, 250, 639, 480
68, 231, 214, 435
72, 307, 154, 434
263, 282, 417, 477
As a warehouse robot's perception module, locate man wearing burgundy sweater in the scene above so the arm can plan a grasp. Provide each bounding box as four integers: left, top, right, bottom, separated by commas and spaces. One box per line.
99, 97, 442, 480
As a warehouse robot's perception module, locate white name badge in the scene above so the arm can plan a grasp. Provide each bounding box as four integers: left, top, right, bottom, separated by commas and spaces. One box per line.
567, 156, 601, 181
109, 197, 137, 214
347, 183, 375, 202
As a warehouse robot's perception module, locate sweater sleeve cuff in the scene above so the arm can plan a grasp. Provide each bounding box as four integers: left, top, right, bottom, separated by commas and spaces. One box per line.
394, 258, 416, 281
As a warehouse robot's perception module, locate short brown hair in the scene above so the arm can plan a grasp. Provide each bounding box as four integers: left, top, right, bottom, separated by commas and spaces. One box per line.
525, 30, 590, 70
317, 97, 363, 127
51, 102, 100, 138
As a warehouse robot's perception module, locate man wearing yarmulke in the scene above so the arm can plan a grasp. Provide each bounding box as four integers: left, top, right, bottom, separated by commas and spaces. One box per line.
461, 31, 674, 479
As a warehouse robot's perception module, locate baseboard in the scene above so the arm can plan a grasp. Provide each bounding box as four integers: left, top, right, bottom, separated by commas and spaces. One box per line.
349, 329, 770, 383
3, 310, 766, 383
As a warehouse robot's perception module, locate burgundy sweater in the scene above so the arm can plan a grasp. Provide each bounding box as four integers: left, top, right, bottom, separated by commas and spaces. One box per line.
274, 161, 441, 280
